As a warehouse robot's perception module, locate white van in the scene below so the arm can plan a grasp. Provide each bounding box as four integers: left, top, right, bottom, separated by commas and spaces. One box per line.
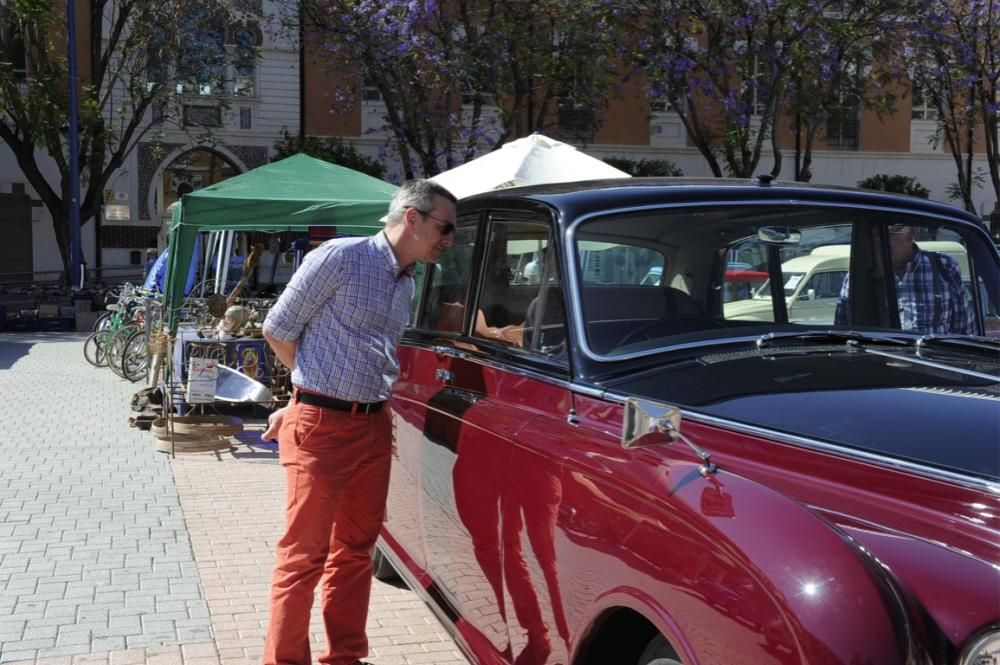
724, 241, 974, 325
724, 245, 850, 324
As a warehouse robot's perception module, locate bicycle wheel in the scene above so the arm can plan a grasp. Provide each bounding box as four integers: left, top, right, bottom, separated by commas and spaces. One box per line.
121, 330, 149, 383
83, 330, 111, 367
107, 323, 139, 378
92, 311, 113, 332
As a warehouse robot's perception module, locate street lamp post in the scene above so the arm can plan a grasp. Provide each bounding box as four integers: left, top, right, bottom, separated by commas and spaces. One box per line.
66, 0, 82, 289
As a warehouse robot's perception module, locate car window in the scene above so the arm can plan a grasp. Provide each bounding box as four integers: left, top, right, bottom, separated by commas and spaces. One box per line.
416, 218, 478, 333
837, 224, 985, 336
580, 241, 666, 285
473, 218, 567, 361
573, 205, 999, 358
803, 270, 847, 299
724, 226, 853, 325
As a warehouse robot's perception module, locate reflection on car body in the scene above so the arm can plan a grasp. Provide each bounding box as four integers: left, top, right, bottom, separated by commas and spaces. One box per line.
378, 178, 1000, 665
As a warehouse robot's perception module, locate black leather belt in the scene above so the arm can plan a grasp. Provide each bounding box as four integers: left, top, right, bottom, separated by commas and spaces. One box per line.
295, 391, 385, 415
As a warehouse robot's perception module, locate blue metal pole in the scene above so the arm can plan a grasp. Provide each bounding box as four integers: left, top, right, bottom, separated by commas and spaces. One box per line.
66, 0, 82, 289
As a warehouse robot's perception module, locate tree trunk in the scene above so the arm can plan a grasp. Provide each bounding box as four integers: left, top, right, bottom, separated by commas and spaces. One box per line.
52, 205, 71, 285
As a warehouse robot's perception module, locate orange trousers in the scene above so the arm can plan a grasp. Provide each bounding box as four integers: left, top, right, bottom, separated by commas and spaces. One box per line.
263, 401, 392, 665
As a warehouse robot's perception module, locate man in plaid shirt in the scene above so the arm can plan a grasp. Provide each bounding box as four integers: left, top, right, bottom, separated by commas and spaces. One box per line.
835, 224, 976, 335
261, 180, 457, 665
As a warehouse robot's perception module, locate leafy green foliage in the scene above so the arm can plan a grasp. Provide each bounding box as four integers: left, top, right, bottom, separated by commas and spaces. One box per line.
604, 156, 683, 177
857, 174, 931, 198
273, 130, 386, 180
0, 0, 253, 279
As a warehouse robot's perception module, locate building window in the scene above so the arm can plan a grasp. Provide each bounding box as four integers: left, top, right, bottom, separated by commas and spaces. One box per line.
749, 55, 767, 117
911, 79, 940, 121
362, 76, 383, 102
826, 64, 861, 150
826, 102, 860, 150
461, 83, 496, 107
240, 106, 252, 129
177, 8, 226, 96
557, 98, 596, 143
1, 21, 27, 80
183, 105, 222, 127
231, 25, 258, 97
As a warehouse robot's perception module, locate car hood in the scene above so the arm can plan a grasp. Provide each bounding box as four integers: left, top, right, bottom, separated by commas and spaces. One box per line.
610, 344, 1000, 480
722, 297, 777, 318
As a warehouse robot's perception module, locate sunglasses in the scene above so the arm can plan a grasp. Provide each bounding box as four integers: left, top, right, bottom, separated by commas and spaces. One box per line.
415, 209, 456, 236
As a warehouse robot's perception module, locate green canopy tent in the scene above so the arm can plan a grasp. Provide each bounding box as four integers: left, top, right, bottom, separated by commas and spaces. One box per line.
163, 154, 398, 330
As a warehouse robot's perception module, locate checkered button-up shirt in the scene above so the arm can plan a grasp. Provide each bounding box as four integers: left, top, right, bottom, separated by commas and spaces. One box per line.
264, 232, 415, 402
835, 249, 976, 335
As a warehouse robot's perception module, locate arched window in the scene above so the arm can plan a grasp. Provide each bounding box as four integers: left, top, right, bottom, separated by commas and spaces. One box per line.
231, 25, 259, 96
177, 8, 226, 95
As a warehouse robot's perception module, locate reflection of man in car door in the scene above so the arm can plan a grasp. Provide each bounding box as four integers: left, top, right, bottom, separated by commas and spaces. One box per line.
453, 439, 569, 665
835, 225, 976, 334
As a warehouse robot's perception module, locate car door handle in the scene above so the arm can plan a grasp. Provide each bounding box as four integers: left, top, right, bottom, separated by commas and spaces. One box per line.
435, 368, 454, 383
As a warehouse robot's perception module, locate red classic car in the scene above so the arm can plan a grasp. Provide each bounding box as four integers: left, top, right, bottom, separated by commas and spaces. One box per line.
375, 178, 1000, 665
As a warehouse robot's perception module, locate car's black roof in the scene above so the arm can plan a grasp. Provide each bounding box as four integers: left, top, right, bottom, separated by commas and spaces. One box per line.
459, 177, 984, 229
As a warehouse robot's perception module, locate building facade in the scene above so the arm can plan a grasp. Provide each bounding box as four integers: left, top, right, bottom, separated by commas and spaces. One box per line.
1, 3, 995, 285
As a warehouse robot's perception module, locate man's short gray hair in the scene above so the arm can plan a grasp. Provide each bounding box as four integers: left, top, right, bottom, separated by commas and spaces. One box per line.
386, 179, 457, 226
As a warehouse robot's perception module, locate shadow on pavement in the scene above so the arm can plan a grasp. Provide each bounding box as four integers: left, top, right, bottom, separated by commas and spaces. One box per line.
0, 339, 34, 370
0, 332, 89, 370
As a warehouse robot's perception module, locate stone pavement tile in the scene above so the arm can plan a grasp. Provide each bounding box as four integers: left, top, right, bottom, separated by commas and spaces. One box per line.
2, 335, 471, 665
170, 427, 471, 664
0, 335, 211, 665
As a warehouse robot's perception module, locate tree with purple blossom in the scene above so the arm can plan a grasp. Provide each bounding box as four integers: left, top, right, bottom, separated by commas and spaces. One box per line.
287, 0, 620, 179
906, 0, 999, 213
619, 0, 805, 178
620, 0, 911, 180
783, 0, 909, 182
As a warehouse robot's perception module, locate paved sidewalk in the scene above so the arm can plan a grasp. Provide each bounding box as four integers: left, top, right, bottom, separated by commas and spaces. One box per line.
0, 333, 469, 665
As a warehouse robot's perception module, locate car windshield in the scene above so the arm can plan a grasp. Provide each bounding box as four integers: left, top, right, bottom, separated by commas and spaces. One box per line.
572, 205, 1000, 358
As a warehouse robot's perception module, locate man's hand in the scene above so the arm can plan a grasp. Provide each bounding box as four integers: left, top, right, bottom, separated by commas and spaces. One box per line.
262, 405, 289, 443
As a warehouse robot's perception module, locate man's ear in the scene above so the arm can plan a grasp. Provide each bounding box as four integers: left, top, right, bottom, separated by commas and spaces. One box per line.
402, 206, 420, 231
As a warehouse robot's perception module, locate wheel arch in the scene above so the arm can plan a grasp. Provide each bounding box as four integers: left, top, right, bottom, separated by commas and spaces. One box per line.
571, 590, 691, 665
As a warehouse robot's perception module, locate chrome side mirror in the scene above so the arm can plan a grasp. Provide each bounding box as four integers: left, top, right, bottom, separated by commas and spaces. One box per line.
622, 397, 718, 476
622, 398, 682, 449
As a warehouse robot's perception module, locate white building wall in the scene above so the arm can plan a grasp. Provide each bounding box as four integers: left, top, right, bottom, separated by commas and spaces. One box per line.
0, 143, 100, 279
589, 144, 996, 219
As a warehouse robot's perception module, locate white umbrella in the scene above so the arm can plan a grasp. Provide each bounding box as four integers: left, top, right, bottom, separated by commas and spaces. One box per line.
431, 133, 630, 200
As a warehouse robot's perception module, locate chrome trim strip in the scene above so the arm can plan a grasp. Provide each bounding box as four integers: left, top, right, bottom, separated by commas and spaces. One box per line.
597, 389, 1000, 493
402, 338, 575, 390
569, 382, 607, 399
917, 334, 1000, 354
865, 348, 1000, 382
563, 199, 986, 364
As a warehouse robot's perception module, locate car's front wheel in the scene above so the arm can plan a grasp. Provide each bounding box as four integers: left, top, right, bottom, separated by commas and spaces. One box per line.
637, 634, 683, 665
371, 544, 399, 581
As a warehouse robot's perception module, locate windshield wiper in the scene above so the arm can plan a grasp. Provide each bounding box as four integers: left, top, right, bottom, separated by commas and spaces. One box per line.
755, 330, 913, 350
915, 335, 1000, 355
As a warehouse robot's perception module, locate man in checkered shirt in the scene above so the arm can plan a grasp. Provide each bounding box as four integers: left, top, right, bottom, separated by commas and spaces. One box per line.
835, 224, 976, 335
261, 180, 457, 665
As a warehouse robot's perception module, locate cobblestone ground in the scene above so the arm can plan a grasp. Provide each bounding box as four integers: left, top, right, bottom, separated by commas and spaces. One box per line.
0, 333, 469, 665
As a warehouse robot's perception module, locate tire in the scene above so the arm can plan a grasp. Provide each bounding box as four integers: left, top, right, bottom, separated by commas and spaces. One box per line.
121, 330, 149, 383
83, 330, 111, 367
371, 544, 399, 581
92, 311, 113, 332
107, 324, 139, 378
637, 635, 683, 665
